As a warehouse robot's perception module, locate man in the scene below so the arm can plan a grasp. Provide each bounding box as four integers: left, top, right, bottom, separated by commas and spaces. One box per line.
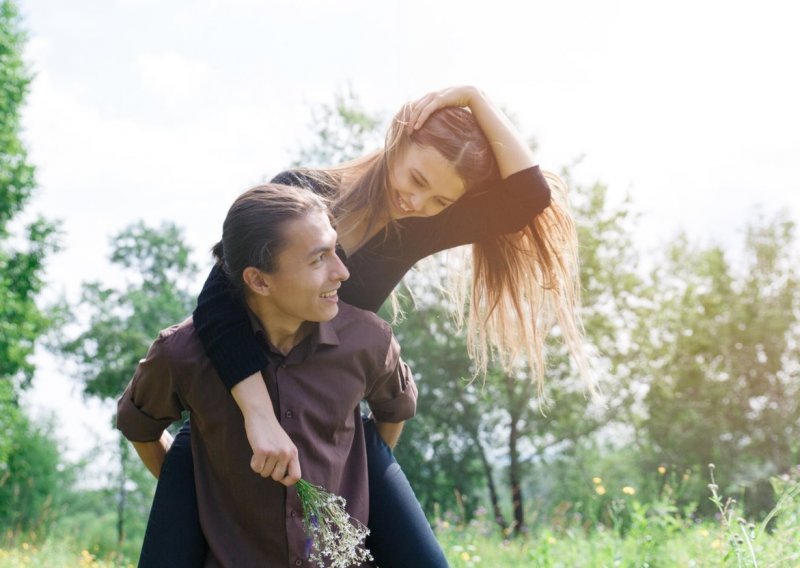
117, 184, 417, 567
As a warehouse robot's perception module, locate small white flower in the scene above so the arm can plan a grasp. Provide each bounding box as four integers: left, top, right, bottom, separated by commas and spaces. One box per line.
296, 479, 373, 567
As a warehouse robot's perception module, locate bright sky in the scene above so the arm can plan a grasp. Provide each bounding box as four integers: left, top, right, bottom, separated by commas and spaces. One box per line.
16, 0, 800, 467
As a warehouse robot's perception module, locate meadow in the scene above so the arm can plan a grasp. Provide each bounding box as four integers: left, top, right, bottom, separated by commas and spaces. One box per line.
3, 466, 798, 567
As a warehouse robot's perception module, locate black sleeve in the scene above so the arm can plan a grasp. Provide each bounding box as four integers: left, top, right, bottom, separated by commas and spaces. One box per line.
193, 265, 267, 391
427, 165, 551, 251
376, 166, 552, 262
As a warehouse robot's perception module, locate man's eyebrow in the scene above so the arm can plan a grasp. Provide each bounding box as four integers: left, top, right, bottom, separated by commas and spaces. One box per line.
307, 245, 334, 258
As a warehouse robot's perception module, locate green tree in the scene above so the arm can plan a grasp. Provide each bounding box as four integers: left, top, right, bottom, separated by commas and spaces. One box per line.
642, 212, 800, 515
0, 417, 62, 535
59, 221, 198, 554
0, 0, 62, 538
0, 0, 60, 388
292, 86, 383, 168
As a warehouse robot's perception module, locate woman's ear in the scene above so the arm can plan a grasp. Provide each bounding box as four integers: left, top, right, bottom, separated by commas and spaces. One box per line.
242, 266, 270, 296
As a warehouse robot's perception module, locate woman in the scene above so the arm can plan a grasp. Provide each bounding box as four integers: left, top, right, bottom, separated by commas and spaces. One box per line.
141, 86, 588, 567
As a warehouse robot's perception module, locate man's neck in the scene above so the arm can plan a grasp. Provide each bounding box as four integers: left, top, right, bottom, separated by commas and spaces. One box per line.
245, 296, 312, 356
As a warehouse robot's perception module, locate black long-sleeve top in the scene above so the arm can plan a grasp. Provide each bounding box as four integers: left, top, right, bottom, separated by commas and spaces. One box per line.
194, 166, 551, 389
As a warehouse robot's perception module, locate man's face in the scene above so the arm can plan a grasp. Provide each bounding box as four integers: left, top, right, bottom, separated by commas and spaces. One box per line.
262, 210, 350, 327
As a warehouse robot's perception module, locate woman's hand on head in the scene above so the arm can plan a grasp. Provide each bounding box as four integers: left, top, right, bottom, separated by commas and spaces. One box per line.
409, 85, 482, 131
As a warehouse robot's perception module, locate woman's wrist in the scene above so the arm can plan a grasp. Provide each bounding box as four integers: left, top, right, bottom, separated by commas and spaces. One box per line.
231, 372, 277, 422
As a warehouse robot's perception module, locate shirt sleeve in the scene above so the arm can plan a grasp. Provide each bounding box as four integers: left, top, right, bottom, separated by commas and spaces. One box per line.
364, 328, 417, 423
193, 265, 268, 390
116, 331, 185, 442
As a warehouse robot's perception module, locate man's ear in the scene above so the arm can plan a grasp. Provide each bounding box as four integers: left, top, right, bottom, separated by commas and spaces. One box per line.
242, 266, 270, 296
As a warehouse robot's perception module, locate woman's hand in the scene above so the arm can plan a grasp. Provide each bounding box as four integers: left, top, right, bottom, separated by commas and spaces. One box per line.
231, 372, 301, 486
243, 409, 301, 486
408, 85, 481, 131
409, 85, 536, 178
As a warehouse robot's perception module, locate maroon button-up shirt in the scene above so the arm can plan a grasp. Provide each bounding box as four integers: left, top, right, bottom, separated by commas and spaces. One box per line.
117, 302, 417, 567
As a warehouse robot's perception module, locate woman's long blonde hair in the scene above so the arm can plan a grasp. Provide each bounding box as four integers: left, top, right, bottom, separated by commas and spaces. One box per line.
300, 105, 590, 397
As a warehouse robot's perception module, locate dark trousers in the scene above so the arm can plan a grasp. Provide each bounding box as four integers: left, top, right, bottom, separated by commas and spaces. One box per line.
138, 419, 449, 568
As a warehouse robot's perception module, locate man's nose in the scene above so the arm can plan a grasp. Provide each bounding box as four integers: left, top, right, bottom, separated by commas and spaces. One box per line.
332, 255, 350, 281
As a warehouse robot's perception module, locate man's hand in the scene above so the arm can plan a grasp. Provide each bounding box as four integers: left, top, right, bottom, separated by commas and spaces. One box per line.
243, 409, 301, 486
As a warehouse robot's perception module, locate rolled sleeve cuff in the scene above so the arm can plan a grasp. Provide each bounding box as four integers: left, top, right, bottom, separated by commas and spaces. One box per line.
116, 394, 174, 443
368, 368, 418, 424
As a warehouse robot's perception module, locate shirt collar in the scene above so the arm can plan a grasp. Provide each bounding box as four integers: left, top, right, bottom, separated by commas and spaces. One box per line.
246, 306, 340, 359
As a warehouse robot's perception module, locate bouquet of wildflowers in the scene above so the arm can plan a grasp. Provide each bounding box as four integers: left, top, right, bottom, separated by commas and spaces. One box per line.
295, 479, 373, 567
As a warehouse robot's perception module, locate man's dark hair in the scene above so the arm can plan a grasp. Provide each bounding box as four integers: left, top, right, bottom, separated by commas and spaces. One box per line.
212, 183, 329, 291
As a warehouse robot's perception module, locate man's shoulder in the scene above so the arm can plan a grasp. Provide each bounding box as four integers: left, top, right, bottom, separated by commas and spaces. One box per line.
150, 317, 207, 364
332, 302, 392, 344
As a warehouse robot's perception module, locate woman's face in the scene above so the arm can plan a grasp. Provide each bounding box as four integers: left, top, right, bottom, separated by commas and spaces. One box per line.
387, 143, 466, 219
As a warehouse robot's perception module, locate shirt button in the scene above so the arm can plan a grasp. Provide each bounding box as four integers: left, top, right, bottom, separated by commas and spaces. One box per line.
280, 363, 287, 369
294, 560, 302, 566
285, 410, 293, 419
290, 510, 296, 518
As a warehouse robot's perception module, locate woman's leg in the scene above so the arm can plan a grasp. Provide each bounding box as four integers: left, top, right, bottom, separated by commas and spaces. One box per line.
138, 421, 207, 568
363, 418, 449, 568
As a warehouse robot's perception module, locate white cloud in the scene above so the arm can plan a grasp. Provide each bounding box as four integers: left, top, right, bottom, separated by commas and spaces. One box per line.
136, 51, 211, 102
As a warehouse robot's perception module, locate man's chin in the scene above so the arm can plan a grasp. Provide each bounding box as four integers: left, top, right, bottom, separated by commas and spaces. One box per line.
309, 304, 339, 322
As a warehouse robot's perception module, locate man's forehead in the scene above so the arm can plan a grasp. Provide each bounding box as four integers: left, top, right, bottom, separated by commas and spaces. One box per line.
281, 212, 337, 257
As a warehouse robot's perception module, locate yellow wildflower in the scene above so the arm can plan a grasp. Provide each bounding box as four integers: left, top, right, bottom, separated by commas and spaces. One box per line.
622, 486, 636, 495
595, 485, 606, 496
547, 536, 557, 544
592, 477, 602, 485
657, 466, 667, 475
711, 539, 722, 549
461, 551, 471, 561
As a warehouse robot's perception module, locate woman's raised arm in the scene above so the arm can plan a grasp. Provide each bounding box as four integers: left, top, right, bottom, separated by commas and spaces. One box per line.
409, 85, 536, 178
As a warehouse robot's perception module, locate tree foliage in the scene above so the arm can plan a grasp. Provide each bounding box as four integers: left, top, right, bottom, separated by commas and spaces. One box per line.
0, 0, 60, 388
642, 213, 800, 514
61, 221, 198, 399
0, 0, 62, 537
292, 87, 383, 168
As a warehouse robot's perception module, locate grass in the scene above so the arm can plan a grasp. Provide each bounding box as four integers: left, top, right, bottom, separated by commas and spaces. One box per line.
3, 468, 799, 567
1, 518, 797, 567
434, 466, 800, 567
0, 539, 127, 568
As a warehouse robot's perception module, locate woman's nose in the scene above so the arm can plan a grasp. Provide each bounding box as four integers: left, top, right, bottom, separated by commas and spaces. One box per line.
406, 192, 422, 211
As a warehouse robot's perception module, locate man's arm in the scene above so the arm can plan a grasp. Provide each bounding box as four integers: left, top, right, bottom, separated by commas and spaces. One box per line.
132, 431, 173, 479
373, 418, 404, 449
